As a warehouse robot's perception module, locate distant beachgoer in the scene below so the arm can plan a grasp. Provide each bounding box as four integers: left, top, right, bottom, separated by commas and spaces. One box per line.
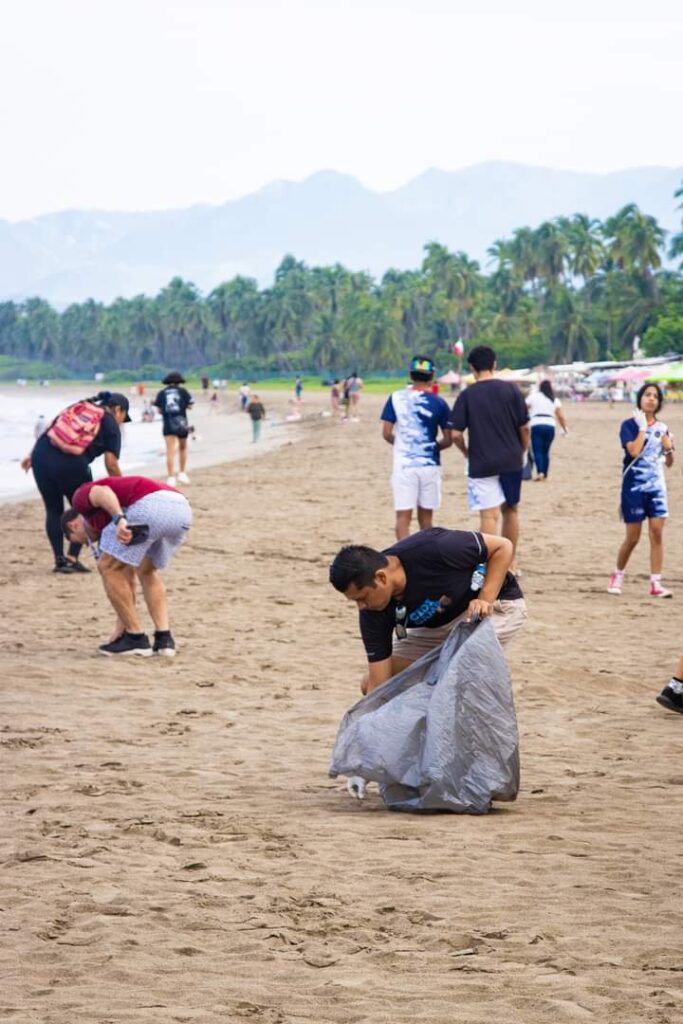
141, 401, 155, 422
294, 377, 303, 402
33, 414, 48, 440
348, 372, 363, 420
449, 345, 529, 564
656, 654, 683, 714
247, 394, 266, 442
209, 391, 220, 413
239, 383, 251, 411
330, 379, 341, 415
526, 380, 568, 481
153, 372, 194, 487
201, 375, 210, 397
341, 379, 351, 420
62, 475, 191, 657
136, 382, 145, 398
607, 383, 674, 598
21, 391, 129, 573
381, 356, 452, 540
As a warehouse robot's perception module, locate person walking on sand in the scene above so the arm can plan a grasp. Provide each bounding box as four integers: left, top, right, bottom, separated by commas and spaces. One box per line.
294, 376, 303, 403
381, 355, 452, 540
607, 382, 674, 598
449, 346, 529, 565
238, 382, 251, 411
61, 475, 192, 657
348, 372, 363, 420
247, 393, 266, 442
21, 391, 129, 574
153, 372, 194, 487
526, 380, 568, 481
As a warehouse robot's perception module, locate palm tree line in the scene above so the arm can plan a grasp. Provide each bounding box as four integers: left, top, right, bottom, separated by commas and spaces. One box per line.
1, 192, 682, 377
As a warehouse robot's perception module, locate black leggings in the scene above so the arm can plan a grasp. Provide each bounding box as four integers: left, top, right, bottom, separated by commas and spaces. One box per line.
31, 437, 92, 562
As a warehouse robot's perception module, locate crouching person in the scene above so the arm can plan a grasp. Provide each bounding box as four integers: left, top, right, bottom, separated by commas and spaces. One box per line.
62, 476, 192, 657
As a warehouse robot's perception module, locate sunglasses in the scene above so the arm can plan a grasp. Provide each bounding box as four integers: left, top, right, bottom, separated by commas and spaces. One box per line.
394, 604, 408, 640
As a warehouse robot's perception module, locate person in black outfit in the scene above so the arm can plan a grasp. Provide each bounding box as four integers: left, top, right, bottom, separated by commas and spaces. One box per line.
153, 371, 194, 486
330, 527, 526, 695
21, 392, 129, 573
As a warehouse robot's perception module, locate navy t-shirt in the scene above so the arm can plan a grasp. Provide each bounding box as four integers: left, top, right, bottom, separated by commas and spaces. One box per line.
359, 527, 523, 662
449, 380, 529, 477
154, 386, 193, 429
82, 410, 122, 463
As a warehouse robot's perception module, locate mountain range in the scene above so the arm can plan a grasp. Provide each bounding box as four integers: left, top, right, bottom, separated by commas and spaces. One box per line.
1, 162, 681, 306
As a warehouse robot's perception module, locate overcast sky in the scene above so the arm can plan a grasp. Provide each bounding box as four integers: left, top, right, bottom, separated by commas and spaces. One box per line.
1, 0, 682, 221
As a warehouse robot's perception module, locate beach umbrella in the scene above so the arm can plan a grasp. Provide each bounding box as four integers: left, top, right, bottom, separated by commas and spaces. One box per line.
438, 370, 461, 384
604, 366, 655, 384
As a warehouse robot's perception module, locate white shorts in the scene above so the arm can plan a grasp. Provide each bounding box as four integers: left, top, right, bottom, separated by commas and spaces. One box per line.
467, 475, 505, 512
99, 491, 192, 569
392, 465, 442, 511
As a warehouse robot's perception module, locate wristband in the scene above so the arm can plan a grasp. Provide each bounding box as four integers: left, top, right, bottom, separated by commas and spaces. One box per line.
112, 513, 126, 525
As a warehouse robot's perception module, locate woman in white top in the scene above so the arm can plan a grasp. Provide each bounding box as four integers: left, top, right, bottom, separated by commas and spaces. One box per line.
526, 381, 567, 480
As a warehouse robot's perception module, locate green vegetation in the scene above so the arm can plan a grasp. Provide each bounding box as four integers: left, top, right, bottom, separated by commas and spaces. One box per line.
1, 187, 682, 379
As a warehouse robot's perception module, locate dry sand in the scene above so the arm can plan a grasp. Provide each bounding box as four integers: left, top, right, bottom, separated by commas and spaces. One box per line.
2, 397, 683, 1023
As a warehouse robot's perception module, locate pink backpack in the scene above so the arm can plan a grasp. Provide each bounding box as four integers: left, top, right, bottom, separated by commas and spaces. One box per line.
47, 401, 105, 455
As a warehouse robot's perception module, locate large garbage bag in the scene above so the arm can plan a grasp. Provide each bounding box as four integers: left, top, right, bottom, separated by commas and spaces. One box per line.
329, 618, 519, 813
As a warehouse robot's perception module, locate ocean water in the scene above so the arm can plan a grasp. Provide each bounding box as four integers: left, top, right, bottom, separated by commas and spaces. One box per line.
0, 386, 294, 503
0, 389, 172, 501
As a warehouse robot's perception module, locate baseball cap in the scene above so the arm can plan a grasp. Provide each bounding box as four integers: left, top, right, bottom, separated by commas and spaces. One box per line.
410, 356, 435, 376
108, 393, 132, 422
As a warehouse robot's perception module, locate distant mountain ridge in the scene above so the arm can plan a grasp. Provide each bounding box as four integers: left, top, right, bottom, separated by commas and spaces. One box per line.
1, 162, 681, 306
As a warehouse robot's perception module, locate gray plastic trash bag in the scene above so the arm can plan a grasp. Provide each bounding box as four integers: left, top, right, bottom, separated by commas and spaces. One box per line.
329, 618, 519, 813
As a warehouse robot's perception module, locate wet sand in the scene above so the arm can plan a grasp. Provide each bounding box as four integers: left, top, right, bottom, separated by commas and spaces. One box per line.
2, 399, 683, 1023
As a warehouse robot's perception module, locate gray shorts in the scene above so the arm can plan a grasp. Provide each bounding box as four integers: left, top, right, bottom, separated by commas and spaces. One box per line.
99, 491, 192, 569
392, 598, 528, 661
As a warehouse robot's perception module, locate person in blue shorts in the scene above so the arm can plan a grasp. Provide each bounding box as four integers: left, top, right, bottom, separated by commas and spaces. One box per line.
380, 356, 453, 540
608, 383, 674, 598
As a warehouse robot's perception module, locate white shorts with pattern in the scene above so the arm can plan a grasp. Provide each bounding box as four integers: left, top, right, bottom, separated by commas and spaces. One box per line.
392, 465, 442, 511
99, 491, 192, 569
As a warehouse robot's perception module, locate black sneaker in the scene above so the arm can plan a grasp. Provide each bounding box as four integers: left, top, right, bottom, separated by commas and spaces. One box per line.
53, 557, 90, 574
68, 559, 91, 573
153, 630, 176, 658
98, 632, 153, 657
656, 683, 683, 714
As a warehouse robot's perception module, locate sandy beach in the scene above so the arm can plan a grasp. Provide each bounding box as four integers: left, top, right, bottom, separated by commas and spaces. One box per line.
2, 397, 683, 1023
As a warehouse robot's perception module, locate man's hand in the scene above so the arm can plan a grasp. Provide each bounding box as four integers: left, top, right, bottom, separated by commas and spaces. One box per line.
21, 456, 31, 472
466, 598, 493, 623
634, 409, 648, 431
346, 776, 367, 800
116, 516, 133, 544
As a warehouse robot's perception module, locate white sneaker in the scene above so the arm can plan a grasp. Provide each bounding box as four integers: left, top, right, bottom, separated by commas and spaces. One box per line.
650, 583, 673, 598
607, 572, 623, 595
167, 475, 177, 486
177, 471, 191, 484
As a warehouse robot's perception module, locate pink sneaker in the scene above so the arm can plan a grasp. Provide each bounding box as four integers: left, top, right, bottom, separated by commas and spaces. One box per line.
607, 573, 623, 595
650, 583, 673, 598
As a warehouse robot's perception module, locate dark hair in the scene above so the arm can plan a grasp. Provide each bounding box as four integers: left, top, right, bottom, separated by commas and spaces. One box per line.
539, 380, 555, 402
162, 371, 186, 385
637, 381, 663, 413
329, 545, 389, 592
467, 345, 496, 372
61, 507, 81, 538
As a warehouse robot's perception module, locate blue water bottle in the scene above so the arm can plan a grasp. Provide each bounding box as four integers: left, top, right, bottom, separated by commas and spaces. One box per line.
470, 562, 487, 591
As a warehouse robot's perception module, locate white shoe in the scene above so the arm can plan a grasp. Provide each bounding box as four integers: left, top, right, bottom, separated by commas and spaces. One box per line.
167, 475, 177, 486
177, 472, 191, 484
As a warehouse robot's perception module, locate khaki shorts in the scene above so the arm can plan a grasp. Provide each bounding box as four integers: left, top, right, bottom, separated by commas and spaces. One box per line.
392, 598, 527, 662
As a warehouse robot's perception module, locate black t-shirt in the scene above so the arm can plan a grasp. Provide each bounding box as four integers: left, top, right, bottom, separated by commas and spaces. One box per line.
248, 402, 265, 421
82, 410, 122, 462
359, 527, 523, 663
449, 380, 529, 477
154, 386, 193, 427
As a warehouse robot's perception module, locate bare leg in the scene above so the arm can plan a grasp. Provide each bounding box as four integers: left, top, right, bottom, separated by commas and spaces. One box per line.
479, 506, 500, 537
109, 573, 137, 640
648, 517, 666, 575
416, 507, 434, 532
395, 509, 412, 540
178, 437, 188, 473
616, 521, 642, 570
98, 556, 143, 632
501, 504, 519, 559
136, 556, 169, 631
165, 435, 177, 477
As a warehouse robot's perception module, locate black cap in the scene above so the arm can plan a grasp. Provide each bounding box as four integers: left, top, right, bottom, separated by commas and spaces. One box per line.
107, 393, 132, 422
